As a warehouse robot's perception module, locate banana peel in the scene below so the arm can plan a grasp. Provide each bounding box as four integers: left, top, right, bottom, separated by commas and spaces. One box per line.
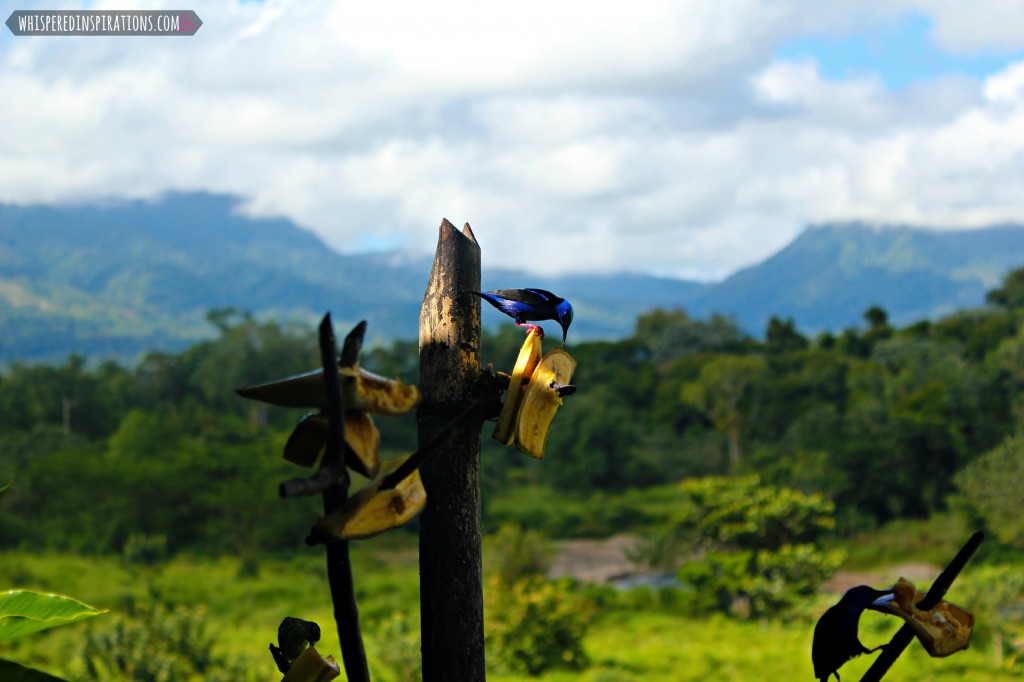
315, 455, 426, 540
872, 577, 974, 657
283, 411, 381, 478
280, 646, 340, 682
513, 348, 576, 458
236, 366, 420, 416
492, 328, 543, 445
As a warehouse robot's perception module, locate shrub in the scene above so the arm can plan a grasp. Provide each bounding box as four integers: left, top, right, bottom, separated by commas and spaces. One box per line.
484, 523, 553, 584
485, 575, 594, 676
954, 434, 1024, 548
368, 611, 421, 682
80, 603, 253, 681
644, 476, 844, 617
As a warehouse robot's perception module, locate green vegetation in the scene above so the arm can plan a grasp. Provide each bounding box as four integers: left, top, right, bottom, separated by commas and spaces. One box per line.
2, 266, 1024, 678
2, 550, 1021, 681
637, 476, 845, 618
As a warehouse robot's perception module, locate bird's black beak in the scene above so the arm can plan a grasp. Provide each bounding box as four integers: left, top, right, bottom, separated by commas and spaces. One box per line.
561, 324, 569, 345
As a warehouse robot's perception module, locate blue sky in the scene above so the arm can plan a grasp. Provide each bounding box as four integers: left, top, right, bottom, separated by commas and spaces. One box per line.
777, 11, 1024, 89
2, 1, 1024, 280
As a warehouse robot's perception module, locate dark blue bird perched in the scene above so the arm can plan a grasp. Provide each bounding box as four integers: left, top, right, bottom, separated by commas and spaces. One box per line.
812, 585, 893, 681
270, 617, 321, 673
469, 288, 574, 343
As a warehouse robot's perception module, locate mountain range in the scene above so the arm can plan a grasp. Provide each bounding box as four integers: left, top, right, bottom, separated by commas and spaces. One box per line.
2, 192, 1023, 363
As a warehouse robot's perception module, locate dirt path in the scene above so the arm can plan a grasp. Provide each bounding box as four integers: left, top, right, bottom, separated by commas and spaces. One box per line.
823, 563, 941, 594
548, 535, 941, 593
548, 535, 645, 583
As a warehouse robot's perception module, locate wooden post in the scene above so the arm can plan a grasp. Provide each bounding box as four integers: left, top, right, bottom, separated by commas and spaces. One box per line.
418, 218, 486, 681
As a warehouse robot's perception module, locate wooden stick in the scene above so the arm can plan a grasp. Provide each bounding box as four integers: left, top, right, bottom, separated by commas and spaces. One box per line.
859, 531, 985, 682
317, 316, 370, 682
380, 399, 484, 491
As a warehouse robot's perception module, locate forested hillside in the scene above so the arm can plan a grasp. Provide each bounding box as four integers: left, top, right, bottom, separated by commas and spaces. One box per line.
3, 266, 1023, 556
4, 193, 1024, 363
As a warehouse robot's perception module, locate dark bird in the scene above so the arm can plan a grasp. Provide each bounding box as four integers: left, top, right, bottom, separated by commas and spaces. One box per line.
270, 616, 321, 673
469, 288, 574, 343
812, 585, 893, 681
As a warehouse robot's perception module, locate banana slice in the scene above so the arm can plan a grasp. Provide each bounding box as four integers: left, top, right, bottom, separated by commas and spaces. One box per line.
280, 645, 340, 681
492, 329, 543, 445
283, 411, 381, 478
513, 348, 576, 459
315, 455, 426, 540
873, 577, 974, 657
236, 366, 420, 416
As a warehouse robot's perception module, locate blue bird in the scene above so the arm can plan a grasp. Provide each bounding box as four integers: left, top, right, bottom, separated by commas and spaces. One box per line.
469, 288, 574, 344
812, 585, 893, 681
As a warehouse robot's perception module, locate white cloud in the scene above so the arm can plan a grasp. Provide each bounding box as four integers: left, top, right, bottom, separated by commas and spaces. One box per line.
1, 0, 1024, 280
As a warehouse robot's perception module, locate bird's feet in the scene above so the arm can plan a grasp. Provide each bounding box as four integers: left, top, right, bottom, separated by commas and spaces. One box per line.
516, 322, 545, 338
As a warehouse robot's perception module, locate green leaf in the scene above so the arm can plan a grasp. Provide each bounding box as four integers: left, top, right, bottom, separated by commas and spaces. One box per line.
0, 591, 106, 641
0, 658, 68, 681
0, 482, 10, 497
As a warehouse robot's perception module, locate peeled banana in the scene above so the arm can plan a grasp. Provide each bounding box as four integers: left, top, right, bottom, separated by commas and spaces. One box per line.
872, 577, 974, 657
283, 411, 381, 478
492, 328, 543, 445
280, 645, 340, 682
490, 332, 576, 458
236, 365, 420, 416
314, 455, 426, 541
513, 348, 576, 458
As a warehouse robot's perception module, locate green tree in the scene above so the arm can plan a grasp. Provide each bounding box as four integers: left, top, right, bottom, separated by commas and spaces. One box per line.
635, 308, 745, 362
987, 266, 1024, 308
644, 476, 844, 617
681, 355, 767, 467
765, 316, 808, 354
953, 433, 1024, 548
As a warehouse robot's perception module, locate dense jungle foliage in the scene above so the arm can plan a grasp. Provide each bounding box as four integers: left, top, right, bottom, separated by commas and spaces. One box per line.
1, 267, 1023, 559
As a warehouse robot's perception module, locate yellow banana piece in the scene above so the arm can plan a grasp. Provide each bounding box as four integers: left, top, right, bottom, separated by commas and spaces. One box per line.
282, 411, 381, 478
492, 329, 543, 445
280, 646, 340, 682
872, 577, 974, 657
315, 455, 426, 540
513, 348, 576, 458
236, 366, 420, 416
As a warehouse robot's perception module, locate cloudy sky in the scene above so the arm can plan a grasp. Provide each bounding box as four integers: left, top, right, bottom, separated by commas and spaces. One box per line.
2, 1, 1024, 280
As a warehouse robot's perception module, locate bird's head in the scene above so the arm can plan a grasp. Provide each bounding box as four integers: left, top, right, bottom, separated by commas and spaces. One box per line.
844, 585, 894, 612
556, 299, 574, 344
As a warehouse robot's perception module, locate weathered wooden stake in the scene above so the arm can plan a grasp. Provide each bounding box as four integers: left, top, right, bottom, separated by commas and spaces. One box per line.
319, 317, 370, 682
417, 219, 486, 681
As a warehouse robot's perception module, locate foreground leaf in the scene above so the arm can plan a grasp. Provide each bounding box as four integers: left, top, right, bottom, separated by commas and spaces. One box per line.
0, 658, 67, 681
0, 591, 106, 641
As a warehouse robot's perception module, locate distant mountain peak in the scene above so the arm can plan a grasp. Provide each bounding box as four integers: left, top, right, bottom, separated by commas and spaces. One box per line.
3, 192, 1023, 362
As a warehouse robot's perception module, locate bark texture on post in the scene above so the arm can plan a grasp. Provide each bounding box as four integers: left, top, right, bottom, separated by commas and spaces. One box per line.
418, 218, 485, 682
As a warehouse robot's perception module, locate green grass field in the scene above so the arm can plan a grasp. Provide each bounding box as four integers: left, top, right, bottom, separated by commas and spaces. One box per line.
3, 544, 1020, 681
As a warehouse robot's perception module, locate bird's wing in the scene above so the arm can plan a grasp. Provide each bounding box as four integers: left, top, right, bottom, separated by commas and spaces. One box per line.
488, 288, 562, 306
